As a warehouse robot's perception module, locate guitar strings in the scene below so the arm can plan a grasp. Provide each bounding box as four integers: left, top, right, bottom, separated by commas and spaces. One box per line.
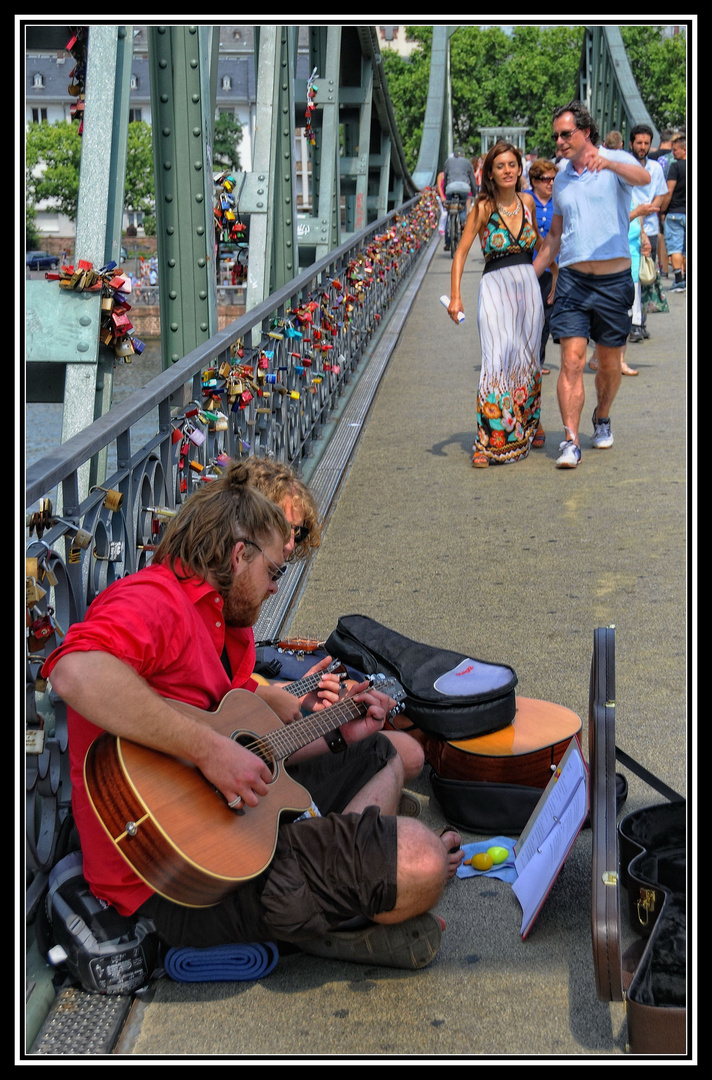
241, 698, 363, 764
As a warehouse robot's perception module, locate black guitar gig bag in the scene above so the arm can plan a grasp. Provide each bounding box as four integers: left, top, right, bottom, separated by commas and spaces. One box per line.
324, 614, 517, 740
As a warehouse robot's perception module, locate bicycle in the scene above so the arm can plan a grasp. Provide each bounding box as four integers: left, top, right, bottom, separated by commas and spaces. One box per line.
445, 193, 468, 258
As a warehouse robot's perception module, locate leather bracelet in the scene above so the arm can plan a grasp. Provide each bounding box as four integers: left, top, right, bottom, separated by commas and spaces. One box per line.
324, 728, 347, 754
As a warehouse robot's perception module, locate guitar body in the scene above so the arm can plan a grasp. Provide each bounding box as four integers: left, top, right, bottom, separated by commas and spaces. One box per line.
391, 697, 581, 788
84, 690, 313, 908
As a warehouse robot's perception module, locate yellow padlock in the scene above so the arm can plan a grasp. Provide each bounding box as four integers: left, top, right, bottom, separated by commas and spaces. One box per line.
90, 485, 123, 512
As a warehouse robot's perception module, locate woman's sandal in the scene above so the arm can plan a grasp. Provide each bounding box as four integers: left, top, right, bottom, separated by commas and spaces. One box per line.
472, 452, 489, 468
532, 427, 546, 449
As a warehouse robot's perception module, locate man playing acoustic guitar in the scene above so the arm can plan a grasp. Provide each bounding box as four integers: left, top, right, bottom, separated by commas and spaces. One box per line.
43, 461, 461, 969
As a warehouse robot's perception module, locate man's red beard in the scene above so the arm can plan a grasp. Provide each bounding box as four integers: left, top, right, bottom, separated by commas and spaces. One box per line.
222, 572, 272, 627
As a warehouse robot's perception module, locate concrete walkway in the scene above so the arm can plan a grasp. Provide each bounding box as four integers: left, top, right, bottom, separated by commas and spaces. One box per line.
119, 237, 690, 1061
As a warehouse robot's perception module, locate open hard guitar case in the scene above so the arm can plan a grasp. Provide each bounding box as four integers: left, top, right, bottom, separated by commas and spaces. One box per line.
589, 625, 687, 1055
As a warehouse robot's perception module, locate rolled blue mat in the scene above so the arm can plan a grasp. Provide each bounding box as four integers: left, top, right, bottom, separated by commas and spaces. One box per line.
164, 941, 279, 983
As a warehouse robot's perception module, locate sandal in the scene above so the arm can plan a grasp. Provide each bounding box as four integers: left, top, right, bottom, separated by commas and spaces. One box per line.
440, 828, 462, 854
541, 366, 551, 375
472, 452, 489, 468
532, 427, 546, 449
621, 361, 639, 376
397, 792, 421, 818
297, 912, 444, 969
588, 357, 599, 372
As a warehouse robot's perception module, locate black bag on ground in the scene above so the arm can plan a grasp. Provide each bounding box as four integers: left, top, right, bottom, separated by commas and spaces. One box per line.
429, 771, 543, 834
45, 851, 160, 995
324, 614, 517, 740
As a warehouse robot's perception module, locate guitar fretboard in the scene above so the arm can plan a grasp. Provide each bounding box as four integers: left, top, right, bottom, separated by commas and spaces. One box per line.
246, 696, 367, 762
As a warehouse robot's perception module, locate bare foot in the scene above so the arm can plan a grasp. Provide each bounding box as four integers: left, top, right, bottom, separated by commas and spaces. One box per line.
440, 829, 464, 878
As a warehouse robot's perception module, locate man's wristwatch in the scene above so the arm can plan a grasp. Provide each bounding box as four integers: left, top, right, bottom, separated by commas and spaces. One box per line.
324, 728, 347, 754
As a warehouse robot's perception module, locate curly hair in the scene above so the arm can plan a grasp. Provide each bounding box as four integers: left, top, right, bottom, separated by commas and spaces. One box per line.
152, 460, 290, 595
242, 458, 323, 562
553, 100, 600, 146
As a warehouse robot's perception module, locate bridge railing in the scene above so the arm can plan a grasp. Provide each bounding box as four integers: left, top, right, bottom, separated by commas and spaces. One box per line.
24, 190, 438, 901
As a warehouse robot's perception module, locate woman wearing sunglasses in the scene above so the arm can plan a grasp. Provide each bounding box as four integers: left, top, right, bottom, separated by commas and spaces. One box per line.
528, 159, 560, 379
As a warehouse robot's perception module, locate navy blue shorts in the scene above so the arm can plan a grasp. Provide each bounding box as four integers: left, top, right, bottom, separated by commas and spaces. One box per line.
551, 266, 635, 348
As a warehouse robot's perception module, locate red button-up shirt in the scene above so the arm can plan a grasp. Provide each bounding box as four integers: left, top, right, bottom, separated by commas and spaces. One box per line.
42, 563, 259, 915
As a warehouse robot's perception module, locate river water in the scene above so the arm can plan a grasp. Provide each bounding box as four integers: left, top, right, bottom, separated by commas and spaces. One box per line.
26, 341, 165, 472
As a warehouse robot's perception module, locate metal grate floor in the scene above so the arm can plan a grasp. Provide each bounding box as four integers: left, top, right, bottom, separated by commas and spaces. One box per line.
29, 985, 133, 1056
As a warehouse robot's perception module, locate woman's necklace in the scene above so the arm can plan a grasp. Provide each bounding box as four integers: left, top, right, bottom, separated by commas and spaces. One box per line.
497, 197, 520, 218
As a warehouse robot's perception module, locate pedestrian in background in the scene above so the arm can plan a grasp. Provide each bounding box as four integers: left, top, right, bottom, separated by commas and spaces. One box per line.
532, 100, 650, 469
448, 141, 548, 466
528, 158, 559, 376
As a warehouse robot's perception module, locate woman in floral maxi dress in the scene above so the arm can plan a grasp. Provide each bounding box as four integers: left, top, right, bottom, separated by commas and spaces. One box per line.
448, 141, 556, 466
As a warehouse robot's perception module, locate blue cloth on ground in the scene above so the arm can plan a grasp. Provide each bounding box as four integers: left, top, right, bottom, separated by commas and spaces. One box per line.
164, 942, 279, 983
456, 836, 518, 884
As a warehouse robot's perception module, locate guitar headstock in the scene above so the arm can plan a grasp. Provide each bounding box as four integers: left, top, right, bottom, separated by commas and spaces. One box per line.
277, 637, 325, 655
367, 674, 406, 715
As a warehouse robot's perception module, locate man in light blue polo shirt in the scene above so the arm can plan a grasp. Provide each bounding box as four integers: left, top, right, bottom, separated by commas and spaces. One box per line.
533, 101, 650, 468
628, 124, 668, 341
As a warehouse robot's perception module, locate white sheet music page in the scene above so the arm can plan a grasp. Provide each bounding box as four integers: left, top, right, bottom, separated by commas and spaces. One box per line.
512, 738, 588, 938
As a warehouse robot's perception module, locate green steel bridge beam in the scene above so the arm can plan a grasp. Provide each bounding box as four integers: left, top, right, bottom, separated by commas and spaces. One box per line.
412, 25, 458, 190
244, 26, 300, 309
148, 25, 219, 368
26, 24, 134, 501
578, 26, 660, 147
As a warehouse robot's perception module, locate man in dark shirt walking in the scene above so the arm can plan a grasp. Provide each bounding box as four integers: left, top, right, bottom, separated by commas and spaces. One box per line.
660, 134, 686, 291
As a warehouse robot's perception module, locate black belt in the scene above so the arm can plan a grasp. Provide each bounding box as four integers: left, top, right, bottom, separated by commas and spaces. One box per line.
482, 250, 533, 275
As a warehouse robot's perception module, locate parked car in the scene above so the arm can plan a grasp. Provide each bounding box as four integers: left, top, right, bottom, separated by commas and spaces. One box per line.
26, 250, 59, 271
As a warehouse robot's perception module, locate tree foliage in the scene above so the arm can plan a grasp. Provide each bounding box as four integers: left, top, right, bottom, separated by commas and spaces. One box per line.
125, 120, 155, 217
25, 120, 83, 221
25, 119, 158, 225
382, 24, 686, 170
213, 111, 244, 172
380, 41, 433, 173
619, 26, 686, 132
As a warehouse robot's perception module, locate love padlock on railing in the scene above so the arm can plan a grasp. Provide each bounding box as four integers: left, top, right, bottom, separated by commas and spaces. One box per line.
90, 485, 123, 512
93, 541, 124, 562
26, 498, 54, 541
26, 575, 47, 608
185, 423, 206, 447
53, 518, 92, 550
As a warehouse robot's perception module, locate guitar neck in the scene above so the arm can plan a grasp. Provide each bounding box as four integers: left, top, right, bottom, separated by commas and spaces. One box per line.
254, 696, 368, 762
285, 670, 326, 697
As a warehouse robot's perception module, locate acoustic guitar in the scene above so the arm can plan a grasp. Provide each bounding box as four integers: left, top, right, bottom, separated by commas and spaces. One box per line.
84, 677, 404, 909
387, 696, 581, 788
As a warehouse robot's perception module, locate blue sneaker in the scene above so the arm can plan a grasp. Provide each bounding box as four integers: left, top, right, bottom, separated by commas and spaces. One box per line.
667, 277, 686, 291
556, 439, 581, 468
591, 410, 614, 449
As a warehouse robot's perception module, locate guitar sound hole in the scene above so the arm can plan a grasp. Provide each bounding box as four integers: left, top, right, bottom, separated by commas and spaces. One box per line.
232, 731, 277, 779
